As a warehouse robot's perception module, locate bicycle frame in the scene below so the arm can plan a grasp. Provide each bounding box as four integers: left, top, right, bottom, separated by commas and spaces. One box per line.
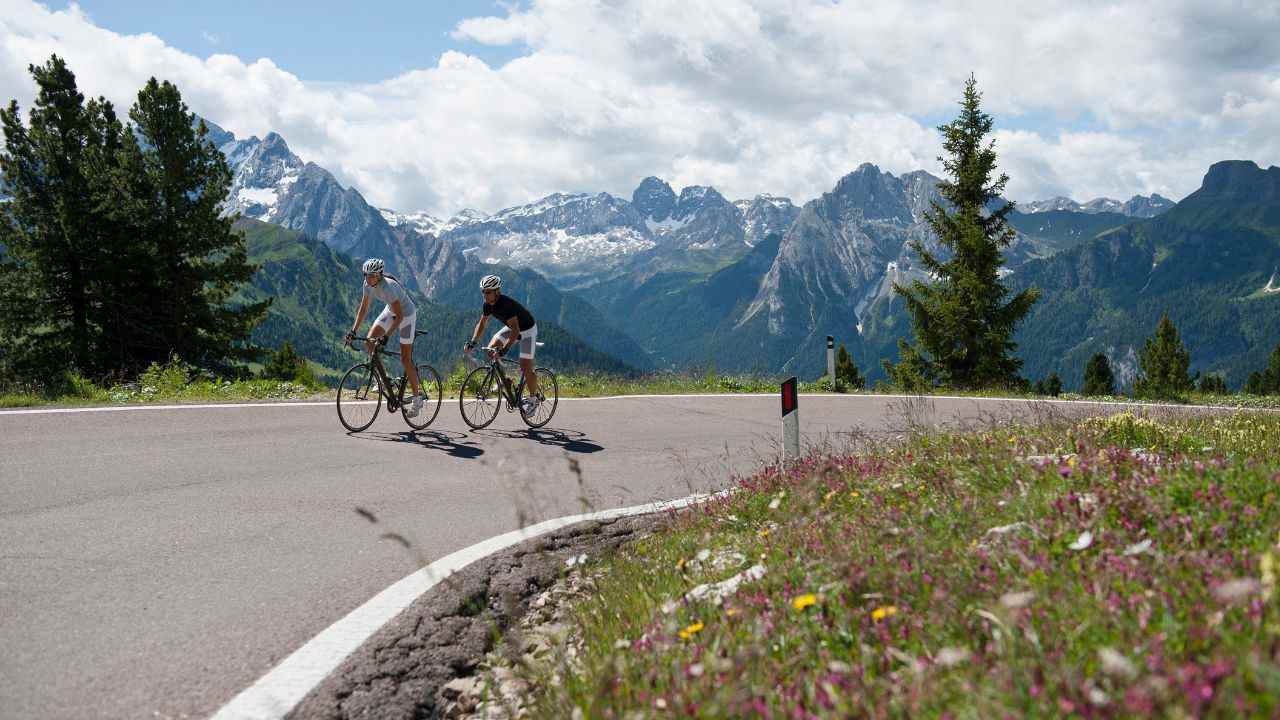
351, 336, 409, 411
469, 350, 527, 406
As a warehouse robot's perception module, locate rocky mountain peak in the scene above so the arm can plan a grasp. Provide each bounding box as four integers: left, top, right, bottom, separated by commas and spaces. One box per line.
828, 164, 914, 223
1120, 193, 1175, 218
199, 117, 236, 148
632, 176, 677, 221
1197, 160, 1280, 202
674, 185, 729, 219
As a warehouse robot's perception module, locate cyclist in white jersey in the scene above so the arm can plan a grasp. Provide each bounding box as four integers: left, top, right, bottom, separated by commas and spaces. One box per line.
345, 258, 425, 417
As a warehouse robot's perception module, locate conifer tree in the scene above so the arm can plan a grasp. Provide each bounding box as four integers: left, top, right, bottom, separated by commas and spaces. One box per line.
1082, 352, 1115, 396
834, 343, 865, 391
889, 75, 1039, 389
0, 56, 128, 380
1265, 344, 1280, 394
1197, 374, 1228, 394
1245, 344, 1280, 395
882, 339, 934, 392
1133, 312, 1193, 399
127, 77, 269, 372
1035, 372, 1062, 396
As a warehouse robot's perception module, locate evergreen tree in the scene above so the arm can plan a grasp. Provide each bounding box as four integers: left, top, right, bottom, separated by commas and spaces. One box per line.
1244, 372, 1266, 395
127, 78, 269, 372
1132, 312, 1193, 400
1245, 344, 1280, 395
888, 75, 1039, 389
1035, 372, 1062, 396
262, 341, 305, 380
882, 339, 934, 392
1265, 344, 1280, 395
0, 56, 123, 380
261, 340, 316, 386
1197, 374, 1228, 394
834, 343, 865, 391
1082, 352, 1115, 396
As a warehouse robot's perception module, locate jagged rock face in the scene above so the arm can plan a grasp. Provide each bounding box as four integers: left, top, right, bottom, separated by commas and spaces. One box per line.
1023, 192, 1175, 218
1120, 194, 1174, 217
223, 132, 305, 223
737, 195, 800, 247
437, 192, 653, 284
743, 165, 932, 343
393, 180, 799, 285
632, 177, 676, 223
208, 120, 444, 290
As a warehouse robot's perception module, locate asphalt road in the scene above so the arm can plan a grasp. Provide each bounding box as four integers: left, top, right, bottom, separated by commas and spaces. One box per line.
0, 393, 1225, 719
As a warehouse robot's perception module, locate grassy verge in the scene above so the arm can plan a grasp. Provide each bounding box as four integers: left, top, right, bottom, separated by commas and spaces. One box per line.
6, 362, 1280, 410
0, 360, 326, 408
514, 411, 1280, 717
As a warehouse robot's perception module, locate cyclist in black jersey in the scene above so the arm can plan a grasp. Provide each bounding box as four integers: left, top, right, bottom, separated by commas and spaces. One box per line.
463, 275, 542, 414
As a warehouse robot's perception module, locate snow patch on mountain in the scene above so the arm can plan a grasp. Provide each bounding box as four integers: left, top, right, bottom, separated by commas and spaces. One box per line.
1022, 193, 1174, 218
380, 208, 444, 236
645, 215, 692, 235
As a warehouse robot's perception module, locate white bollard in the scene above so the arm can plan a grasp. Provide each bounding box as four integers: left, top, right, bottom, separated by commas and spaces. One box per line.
781, 376, 799, 461
826, 335, 836, 390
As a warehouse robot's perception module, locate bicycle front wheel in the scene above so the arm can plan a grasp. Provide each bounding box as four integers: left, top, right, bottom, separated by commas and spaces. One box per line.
459, 365, 502, 430
520, 367, 559, 428
337, 363, 381, 432
403, 364, 444, 430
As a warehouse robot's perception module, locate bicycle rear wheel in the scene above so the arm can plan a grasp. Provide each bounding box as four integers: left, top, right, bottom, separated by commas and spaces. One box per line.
337, 363, 381, 432
519, 367, 558, 428
402, 364, 444, 430
459, 365, 502, 430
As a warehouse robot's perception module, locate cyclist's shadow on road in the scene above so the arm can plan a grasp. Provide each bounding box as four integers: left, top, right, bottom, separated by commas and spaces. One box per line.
485, 427, 604, 454
349, 430, 485, 459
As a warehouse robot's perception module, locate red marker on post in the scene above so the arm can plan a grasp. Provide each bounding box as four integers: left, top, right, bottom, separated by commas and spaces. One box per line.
781, 376, 799, 460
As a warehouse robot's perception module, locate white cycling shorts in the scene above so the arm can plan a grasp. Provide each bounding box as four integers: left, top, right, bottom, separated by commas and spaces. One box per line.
373, 306, 417, 344
492, 323, 538, 360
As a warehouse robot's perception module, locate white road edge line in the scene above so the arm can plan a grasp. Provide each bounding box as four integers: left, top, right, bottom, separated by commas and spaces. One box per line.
210, 489, 730, 720
4, 393, 1273, 417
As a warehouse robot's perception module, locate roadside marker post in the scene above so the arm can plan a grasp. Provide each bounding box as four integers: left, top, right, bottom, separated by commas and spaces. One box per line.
781, 376, 799, 460
826, 335, 836, 389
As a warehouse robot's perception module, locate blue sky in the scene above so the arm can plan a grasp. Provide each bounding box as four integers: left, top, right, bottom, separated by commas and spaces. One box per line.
49, 0, 529, 82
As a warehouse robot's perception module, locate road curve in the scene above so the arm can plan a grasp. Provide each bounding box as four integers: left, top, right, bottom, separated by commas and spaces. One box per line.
0, 394, 1242, 719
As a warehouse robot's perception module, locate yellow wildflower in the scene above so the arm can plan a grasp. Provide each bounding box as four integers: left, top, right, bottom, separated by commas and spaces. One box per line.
850, 491, 860, 498
726, 608, 741, 618
758, 527, 771, 538
678, 621, 704, 640
823, 490, 838, 504
792, 593, 817, 611
871, 605, 898, 621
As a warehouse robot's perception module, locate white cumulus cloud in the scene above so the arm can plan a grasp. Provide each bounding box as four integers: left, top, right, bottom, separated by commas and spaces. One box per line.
1, 0, 1278, 217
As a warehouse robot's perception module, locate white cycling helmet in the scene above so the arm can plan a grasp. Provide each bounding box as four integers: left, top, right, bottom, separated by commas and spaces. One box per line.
361, 258, 384, 274
480, 274, 501, 291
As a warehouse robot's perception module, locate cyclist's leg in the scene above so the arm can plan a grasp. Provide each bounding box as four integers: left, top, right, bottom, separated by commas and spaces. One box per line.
488, 325, 511, 353
519, 324, 540, 396
369, 306, 396, 353
489, 327, 514, 395
398, 312, 421, 395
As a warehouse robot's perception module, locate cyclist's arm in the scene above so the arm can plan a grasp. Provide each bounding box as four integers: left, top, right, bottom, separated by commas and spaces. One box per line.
502, 317, 521, 352
468, 314, 489, 345
350, 295, 370, 335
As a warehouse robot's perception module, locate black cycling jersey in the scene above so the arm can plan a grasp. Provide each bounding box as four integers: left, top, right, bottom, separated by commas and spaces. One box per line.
483, 294, 536, 332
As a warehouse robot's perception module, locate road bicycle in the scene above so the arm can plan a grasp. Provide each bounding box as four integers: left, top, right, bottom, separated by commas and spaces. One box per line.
458, 347, 558, 430
336, 331, 443, 432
